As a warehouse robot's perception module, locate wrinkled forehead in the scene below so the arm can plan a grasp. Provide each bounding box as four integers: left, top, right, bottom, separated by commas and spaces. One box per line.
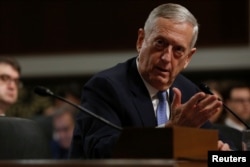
146, 18, 195, 47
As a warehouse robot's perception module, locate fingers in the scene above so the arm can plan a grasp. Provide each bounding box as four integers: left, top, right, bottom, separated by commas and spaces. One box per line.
217, 140, 231, 151
221, 143, 231, 151
171, 88, 206, 127
217, 140, 223, 149
196, 94, 223, 118
184, 92, 206, 110
196, 95, 222, 112
171, 87, 181, 109
170, 87, 222, 128
172, 88, 208, 111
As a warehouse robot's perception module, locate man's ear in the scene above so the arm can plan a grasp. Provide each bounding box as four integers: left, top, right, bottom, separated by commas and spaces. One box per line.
183, 48, 196, 69
136, 28, 145, 53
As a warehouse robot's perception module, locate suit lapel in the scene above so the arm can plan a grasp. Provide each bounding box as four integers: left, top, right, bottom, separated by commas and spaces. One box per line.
127, 58, 157, 127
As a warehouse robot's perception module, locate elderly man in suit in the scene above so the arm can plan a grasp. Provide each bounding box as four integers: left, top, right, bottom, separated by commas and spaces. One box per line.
69, 3, 231, 159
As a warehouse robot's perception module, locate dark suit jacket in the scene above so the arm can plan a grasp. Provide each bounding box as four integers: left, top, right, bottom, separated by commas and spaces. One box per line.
69, 57, 231, 159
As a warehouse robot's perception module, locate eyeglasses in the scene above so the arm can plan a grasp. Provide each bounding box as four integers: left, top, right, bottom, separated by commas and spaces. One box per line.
230, 98, 250, 104
0, 74, 22, 88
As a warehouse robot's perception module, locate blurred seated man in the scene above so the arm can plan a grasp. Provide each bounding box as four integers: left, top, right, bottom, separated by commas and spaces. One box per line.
33, 82, 81, 141
222, 82, 250, 131
51, 106, 76, 159
0, 56, 21, 116
201, 81, 245, 150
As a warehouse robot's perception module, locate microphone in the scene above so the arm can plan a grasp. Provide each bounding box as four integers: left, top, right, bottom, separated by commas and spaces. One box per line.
34, 86, 122, 131
199, 83, 250, 129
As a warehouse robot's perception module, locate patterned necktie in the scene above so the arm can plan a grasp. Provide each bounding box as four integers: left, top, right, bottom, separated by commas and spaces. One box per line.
156, 91, 167, 125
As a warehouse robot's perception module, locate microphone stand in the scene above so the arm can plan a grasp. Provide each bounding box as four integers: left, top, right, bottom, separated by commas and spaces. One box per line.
34, 86, 122, 131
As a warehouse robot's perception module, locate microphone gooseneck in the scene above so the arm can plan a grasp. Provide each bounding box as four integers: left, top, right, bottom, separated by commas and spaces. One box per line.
199, 83, 250, 129
33, 86, 122, 131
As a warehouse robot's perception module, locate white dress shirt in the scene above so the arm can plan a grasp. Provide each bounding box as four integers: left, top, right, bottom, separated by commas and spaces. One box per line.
225, 117, 246, 131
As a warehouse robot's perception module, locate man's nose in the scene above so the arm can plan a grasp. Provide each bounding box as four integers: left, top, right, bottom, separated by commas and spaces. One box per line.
7, 80, 17, 89
161, 45, 172, 62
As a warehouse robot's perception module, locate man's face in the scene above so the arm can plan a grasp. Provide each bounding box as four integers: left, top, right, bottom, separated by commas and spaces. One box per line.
137, 18, 196, 90
0, 63, 20, 106
226, 88, 250, 121
53, 112, 75, 149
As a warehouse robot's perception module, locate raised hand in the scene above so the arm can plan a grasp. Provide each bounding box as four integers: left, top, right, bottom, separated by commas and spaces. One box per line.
166, 87, 222, 128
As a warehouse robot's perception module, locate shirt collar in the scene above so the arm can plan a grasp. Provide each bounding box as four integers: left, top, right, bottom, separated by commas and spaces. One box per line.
225, 117, 246, 131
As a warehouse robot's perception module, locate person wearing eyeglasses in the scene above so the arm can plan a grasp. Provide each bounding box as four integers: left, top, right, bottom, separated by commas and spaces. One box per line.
0, 56, 21, 116
222, 82, 250, 131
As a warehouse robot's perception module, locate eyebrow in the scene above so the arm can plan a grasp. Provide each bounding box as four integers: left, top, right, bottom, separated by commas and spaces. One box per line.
154, 35, 186, 49
0, 73, 20, 79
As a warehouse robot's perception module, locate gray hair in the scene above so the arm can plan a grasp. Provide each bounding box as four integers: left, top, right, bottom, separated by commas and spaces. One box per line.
144, 3, 199, 48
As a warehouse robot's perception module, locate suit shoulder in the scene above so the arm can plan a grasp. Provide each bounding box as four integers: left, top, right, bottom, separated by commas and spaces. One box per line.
174, 74, 198, 89
173, 74, 200, 100
94, 57, 135, 79
85, 57, 136, 88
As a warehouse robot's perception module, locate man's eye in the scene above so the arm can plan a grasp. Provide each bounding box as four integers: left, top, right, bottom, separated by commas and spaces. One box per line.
173, 46, 185, 58
174, 46, 184, 52
155, 39, 166, 49
0, 75, 10, 81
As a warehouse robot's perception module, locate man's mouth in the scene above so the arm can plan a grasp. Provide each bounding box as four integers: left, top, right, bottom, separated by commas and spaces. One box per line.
7, 93, 15, 98
156, 67, 170, 73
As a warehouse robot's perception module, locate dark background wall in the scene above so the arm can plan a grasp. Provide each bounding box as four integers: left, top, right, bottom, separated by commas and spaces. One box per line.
1, 0, 249, 117
0, 0, 249, 54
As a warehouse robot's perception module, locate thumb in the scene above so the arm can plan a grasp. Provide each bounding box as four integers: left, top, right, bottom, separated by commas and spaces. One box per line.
171, 87, 182, 110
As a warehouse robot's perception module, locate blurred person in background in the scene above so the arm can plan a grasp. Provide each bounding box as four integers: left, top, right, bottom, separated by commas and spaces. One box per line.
51, 106, 76, 159
205, 80, 242, 151
0, 56, 21, 116
33, 82, 81, 148
222, 82, 250, 131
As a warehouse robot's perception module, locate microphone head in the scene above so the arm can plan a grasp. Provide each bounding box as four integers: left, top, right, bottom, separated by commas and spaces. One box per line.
198, 82, 214, 95
34, 86, 54, 97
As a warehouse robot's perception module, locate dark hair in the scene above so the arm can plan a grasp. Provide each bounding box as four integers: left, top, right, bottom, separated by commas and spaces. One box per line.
0, 56, 21, 74
221, 81, 250, 101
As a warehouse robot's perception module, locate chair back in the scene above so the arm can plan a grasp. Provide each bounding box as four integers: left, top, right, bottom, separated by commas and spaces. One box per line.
0, 117, 51, 159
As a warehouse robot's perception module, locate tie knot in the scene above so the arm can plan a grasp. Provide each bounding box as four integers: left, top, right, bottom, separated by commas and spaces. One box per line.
157, 91, 166, 101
